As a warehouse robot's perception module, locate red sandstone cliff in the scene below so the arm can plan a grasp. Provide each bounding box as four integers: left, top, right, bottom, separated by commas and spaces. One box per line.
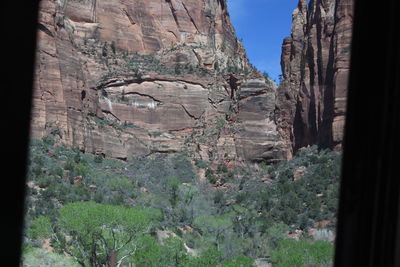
31, 0, 289, 164
277, 0, 353, 154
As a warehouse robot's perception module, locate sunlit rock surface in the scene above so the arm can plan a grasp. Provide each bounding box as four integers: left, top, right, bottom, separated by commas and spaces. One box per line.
277, 0, 354, 154
31, 0, 291, 164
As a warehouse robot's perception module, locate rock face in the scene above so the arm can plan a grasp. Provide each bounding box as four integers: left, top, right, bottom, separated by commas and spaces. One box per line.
31, 0, 289, 164
277, 0, 354, 154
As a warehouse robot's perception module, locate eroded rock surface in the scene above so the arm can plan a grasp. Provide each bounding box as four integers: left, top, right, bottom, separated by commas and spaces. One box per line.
31, 0, 290, 164
277, 0, 353, 154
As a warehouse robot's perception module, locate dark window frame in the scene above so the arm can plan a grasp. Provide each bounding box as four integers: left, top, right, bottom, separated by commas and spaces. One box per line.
334, 0, 400, 266
1, 0, 400, 266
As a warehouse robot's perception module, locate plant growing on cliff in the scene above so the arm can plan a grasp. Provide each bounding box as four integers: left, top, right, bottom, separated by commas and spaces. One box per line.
263, 71, 275, 86
215, 117, 226, 130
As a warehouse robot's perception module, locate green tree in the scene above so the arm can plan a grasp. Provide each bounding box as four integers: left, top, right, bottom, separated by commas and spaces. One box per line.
167, 177, 180, 207
132, 235, 163, 266
262, 71, 271, 80
161, 237, 189, 266
55, 202, 161, 266
132, 235, 188, 267
27, 216, 52, 240
265, 222, 289, 249
270, 239, 333, 267
73, 162, 89, 177
221, 254, 254, 267
186, 248, 222, 267
193, 213, 233, 250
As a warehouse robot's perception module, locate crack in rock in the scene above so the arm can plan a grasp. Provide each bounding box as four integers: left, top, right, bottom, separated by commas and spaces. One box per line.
239, 90, 268, 101
180, 104, 203, 120
38, 23, 54, 37
165, 0, 181, 30
123, 8, 136, 26
124, 91, 163, 104
182, 2, 200, 33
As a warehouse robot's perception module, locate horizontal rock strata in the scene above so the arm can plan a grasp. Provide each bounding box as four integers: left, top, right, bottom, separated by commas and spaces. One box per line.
31, 0, 290, 164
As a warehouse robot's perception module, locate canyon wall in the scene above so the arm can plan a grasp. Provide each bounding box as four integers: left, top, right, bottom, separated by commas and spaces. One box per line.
31, 0, 289, 166
277, 0, 353, 154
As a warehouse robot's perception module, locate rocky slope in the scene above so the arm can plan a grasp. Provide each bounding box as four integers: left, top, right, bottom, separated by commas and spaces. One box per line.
277, 0, 353, 154
31, 0, 289, 166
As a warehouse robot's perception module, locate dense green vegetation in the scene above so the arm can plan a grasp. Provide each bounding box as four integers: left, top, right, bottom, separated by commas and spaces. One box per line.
270, 239, 333, 267
22, 138, 340, 266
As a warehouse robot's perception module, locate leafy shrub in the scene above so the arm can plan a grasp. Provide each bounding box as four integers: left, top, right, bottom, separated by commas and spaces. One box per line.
72, 162, 89, 177
94, 154, 103, 163
133, 236, 188, 267
213, 190, 225, 206
167, 177, 181, 207
195, 159, 208, 169
270, 239, 333, 267
37, 176, 52, 188
235, 192, 250, 204
186, 248, 222, 267
215, 117, 226, 130
205, 168, 216, 184
21, 247, 79, 267
27, 216, 52, 240
221, 254, 254, 267
63, 159, 75, 171
265, 222, 290, 249
193, 213, 234, 250
42, 135, 55, 146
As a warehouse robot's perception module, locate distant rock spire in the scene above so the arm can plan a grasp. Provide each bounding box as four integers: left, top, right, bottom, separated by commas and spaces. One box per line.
298, 0, 308, 13
291, 0, 308, 41
277, 0, 354, 153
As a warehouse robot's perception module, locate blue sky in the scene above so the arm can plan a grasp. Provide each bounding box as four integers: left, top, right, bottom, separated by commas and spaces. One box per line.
227, 0, 298, 82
